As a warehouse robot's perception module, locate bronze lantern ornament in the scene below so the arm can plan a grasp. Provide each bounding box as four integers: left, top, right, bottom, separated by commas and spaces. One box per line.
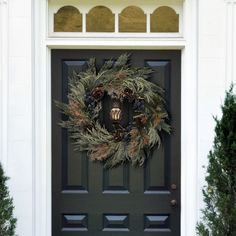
110, 100, 122, 122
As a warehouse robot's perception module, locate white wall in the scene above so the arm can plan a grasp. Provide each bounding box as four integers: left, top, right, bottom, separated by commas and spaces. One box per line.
0, 0, 236, 235
0, 0, 33, 235
197, 0, 236, 219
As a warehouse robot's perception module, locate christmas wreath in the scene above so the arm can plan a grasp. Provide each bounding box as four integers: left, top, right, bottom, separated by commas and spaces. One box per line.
56, 54, 170, 168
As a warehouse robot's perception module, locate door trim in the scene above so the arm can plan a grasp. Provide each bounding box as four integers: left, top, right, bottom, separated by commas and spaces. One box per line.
33, 1, 199, 236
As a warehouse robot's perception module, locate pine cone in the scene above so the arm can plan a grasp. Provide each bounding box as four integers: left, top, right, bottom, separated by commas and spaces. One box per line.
91, 85, 104, 100
82, 123, 93, 131
135, 114, 148, 126
133, 99, 145, 111
123, 88, 134, 102
130, 128, 139, 138
113, 130, 124, 142
143, 134, 150, 145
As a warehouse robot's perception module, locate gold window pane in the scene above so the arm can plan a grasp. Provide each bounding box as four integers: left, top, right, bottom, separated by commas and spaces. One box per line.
86, 6, 115, 32
54, 6, 82, 32
119, 6, 146, 32
151, 6, 179, 32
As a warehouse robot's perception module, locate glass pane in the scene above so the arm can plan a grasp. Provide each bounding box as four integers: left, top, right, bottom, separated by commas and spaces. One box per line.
54, 6, 82, 32
151, 6, 179, 32
119, 6, 146, 32
86, 6, 115, 32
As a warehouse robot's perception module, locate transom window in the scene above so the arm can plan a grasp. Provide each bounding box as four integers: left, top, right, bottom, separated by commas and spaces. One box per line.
48, 0, 183, 37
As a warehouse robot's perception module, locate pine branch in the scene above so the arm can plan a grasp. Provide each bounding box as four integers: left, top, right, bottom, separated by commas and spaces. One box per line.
114, 54, 130, 69
104, 142, 128, 168
148, 127, 161, 148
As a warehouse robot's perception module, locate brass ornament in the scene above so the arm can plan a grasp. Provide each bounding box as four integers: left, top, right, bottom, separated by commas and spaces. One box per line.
110, 100, 122, 122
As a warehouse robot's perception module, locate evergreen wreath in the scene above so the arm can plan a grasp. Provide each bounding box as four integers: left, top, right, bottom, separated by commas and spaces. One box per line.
56, 54, 170, 168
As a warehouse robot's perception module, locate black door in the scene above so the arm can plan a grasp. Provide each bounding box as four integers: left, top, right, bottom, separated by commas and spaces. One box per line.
52, 50, 181, 236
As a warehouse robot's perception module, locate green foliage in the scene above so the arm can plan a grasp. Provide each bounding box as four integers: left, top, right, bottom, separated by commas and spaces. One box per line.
104, 141, 128, 168
75, 122, 113, 150
197, 86, 236, 236
0, 163, 17, 236
148, 127, 161, 148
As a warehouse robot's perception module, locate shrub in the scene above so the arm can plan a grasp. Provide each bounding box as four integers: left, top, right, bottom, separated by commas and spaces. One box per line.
197, 86, 236, 236
0, 163, 17, 236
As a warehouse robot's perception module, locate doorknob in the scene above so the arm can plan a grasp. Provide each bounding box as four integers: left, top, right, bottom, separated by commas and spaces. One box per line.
171, 184, 177, 190
170, 199, 177, 206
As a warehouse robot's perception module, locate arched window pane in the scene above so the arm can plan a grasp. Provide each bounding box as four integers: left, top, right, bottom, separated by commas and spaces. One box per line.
54, 6, 82, 32
86, 6, 115, 32
119, 6, 146, 33
151, 6, 179, 32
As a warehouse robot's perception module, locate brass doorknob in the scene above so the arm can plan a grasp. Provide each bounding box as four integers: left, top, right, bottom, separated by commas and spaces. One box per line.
170, 199, 177, 206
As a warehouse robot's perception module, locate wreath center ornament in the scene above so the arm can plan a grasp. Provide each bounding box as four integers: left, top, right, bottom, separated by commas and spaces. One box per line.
56, 54, 171, 168
110, 100, 122, 122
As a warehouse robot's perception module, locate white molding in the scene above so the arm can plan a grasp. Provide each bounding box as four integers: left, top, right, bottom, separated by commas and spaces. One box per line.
181, 0, 198, 235
33, 0, 50, 235
225, 0, 236, 87
0, 0, 8, 4
0, 0, 9, 169
33, 1, 198, 236
46, 38, 186, 49
82, 11, 86, 33
146, 11, 151, 34
115, 12, 119, 33
49, 32, 183, 38
225, 0, 236, 3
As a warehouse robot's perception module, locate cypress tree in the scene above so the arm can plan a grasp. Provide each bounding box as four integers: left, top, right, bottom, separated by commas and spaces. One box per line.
197, 86, 236, 236
0, 163, 17, 236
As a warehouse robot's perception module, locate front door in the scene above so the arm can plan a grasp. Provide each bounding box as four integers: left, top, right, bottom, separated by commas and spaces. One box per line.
51, 50, 181, 236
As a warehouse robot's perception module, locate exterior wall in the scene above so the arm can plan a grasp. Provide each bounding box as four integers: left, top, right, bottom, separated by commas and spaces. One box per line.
197, 0, 236, 218
0, 0, 33, 235
0, 0, 236, 235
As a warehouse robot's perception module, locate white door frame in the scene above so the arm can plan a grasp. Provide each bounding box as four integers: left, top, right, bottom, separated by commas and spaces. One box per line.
33, 1, 199, 236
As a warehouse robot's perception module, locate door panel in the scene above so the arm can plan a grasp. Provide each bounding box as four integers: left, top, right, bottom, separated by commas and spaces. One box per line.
52, 50, 181, 236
